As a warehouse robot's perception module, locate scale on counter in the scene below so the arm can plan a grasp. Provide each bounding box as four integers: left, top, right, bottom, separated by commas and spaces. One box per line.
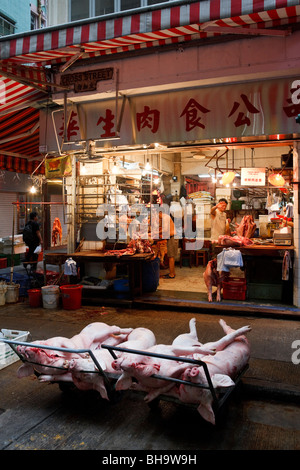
273, 230, 293, 246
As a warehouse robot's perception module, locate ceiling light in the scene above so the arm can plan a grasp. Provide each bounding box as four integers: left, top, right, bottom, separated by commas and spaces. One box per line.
221, 171, 236, 185
145, 159, 151, 171
30, 185, 37, 194
112, 162, 118, 174
268, 173, 285, 187
81, 163, 87, 175
193, 153, 206, 160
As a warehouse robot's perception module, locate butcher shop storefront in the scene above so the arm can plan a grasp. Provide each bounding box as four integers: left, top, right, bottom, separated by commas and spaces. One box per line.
36, 72, 300, 315
1, 0, 300, 316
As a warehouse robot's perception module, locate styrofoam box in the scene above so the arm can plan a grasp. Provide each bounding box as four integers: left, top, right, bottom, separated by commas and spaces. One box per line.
0, 329, 30, 370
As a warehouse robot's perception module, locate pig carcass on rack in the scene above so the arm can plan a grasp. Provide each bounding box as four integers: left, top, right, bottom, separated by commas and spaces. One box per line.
112, 318, 217, 392
65, 327, 157, 400
161, 319, 251, 424
6, 318, 251, 425
16, 322, 133, 379
104, 318, 251, 425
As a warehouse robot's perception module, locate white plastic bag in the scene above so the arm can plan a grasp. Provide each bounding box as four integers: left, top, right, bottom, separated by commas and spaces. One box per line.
34, 245, 41, 254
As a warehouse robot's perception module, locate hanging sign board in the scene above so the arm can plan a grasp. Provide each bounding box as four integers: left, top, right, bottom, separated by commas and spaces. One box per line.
241, 168, 266, 186
45, 156, 72, 178
60, 68, 114, 93
40, 76, 300, 152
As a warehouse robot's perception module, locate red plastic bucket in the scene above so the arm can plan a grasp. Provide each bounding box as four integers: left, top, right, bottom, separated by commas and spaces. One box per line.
60, 284, 83, 310
28, 289, 42, 308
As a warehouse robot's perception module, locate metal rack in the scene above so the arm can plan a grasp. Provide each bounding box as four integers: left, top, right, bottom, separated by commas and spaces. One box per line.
0, 338, 249, 420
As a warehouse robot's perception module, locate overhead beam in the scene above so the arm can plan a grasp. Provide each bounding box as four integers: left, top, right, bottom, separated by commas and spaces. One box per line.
200, 25, 292, 37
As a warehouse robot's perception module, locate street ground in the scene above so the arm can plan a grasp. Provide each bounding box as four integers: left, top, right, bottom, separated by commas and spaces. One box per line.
0, 301, 299, 453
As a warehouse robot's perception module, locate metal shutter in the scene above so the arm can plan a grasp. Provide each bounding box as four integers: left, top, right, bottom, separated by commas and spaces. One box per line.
0, 192, 18, 238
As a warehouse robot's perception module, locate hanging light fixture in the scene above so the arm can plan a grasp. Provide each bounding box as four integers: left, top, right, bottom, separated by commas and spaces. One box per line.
220, 171, 236, 185
268, 172, 285, 187
112, 161, 118, 174
81, 163, 87, 175
30, 185, 37, 194
145, 158, 151, 171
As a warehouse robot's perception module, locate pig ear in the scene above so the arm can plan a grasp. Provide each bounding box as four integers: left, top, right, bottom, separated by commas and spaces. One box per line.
197, 402, 216, 425
211, 374, 235, 388
115, 373, 133, 391
17, 363, 34, 378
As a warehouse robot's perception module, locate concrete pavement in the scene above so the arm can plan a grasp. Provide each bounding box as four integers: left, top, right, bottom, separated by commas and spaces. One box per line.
0, 299, 299, 403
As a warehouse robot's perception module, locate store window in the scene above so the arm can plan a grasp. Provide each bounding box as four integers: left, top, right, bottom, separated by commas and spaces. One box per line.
148, 0, 169, 4
120, 0, 142, 11
95, 0, 115, 16
70, 0, 174, 21
71, 0, 90, 21
0, 15, 15, 37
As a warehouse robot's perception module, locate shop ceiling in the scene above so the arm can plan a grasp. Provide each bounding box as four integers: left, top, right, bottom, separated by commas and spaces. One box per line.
0, 1, 299, 164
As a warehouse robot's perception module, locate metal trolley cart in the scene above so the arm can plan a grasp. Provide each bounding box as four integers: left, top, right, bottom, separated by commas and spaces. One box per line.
0, 337, 249, 421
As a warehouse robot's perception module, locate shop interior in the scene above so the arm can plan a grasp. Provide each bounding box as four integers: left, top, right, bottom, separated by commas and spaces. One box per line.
45, 141, 294, 305
4, 141, 294, 307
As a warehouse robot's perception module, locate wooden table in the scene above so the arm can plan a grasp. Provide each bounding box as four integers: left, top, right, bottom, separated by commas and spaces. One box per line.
214, 243, 294, 257
214, 243, 294, 303
44, 251, 153, 299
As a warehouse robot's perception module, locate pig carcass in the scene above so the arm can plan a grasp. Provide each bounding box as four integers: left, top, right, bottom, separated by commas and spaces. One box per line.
65, 327, 157, 400
17, 322, 133, 379
165, 319, 251, 425
203, 258, 228, 302
113, 318, 217, 393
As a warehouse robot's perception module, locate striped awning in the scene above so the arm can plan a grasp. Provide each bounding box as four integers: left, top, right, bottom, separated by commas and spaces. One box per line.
0, 107, 41, 165
0, 0, 299, 66
0, 1, 299, 114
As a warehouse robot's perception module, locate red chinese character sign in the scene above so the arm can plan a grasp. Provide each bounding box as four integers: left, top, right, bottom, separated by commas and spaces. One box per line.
40, 77, 300, 153
241, 168, 266, 187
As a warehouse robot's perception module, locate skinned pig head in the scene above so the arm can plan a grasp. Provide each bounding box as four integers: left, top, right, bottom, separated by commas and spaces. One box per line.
178, 366, 235, 425
68, 357, 110, 400
17, 347, 69, 378
113, 354, 161, 391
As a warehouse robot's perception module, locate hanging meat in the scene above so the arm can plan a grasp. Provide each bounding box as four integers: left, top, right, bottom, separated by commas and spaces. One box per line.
235, 215, 257, 239
52, 217, 62, 246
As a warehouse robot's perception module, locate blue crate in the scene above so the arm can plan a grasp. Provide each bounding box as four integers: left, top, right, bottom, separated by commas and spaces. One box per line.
0, 273, 31, 297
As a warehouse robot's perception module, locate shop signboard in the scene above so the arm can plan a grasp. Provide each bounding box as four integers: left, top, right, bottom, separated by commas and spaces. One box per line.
40, 77, 300, 152
241, 168, 266, 187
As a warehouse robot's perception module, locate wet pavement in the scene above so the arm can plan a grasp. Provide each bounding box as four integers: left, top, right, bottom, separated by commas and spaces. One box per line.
0, 300, 299, 452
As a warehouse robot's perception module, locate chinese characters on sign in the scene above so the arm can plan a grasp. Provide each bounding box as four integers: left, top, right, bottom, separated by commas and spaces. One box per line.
47, 77, 300, 150
241, 168, 266, 187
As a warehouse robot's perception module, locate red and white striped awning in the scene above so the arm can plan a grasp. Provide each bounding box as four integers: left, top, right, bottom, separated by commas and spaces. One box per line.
0, 107, 41, 164
0, 0, 299, 114
1, 0, 299, 66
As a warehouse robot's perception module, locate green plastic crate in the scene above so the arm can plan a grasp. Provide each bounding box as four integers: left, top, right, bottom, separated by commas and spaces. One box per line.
247, 283, 282, 301
0, 254, 20, 267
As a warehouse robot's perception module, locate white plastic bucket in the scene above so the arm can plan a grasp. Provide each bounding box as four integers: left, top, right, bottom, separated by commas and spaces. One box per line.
5, 284, 20, 303
41, 285, 60, 309
0, 284, 7, 306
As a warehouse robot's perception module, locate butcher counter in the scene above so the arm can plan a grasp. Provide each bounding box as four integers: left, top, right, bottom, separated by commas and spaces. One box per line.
44, 251, 154, 300
214, 243, 294, 304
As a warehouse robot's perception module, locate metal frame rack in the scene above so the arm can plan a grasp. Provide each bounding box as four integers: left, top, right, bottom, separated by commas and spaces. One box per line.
0, 337, 249, 421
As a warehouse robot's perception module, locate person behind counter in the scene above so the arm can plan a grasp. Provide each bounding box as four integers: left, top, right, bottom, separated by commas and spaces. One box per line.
211, 198, 231, 241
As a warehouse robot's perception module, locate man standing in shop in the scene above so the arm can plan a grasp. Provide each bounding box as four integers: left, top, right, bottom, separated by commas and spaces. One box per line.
23, 211, 43, 271
151, 194, 178, 279
211, 199, 231, 242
